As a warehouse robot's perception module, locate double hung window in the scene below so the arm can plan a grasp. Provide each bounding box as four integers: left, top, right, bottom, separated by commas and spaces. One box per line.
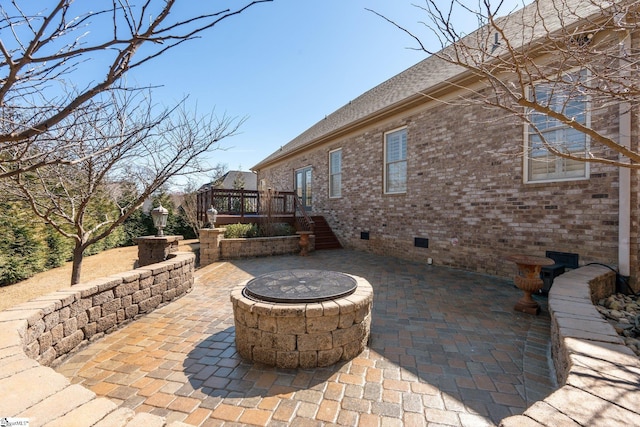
384, 128, 407, 193
526, 70, 589, 182
329, 149, 342, 198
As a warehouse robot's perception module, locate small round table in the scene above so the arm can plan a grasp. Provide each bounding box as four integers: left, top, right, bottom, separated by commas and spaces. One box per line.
505, 254, 554, 315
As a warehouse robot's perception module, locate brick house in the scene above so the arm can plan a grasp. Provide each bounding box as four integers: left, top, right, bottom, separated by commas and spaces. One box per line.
252, 1, 639, 288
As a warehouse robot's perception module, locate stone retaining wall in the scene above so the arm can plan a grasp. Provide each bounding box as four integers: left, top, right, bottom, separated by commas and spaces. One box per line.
200, 228, 315, 266
500, 265, 640, 426
221, 235, 314, 259
0, 252, 196, 427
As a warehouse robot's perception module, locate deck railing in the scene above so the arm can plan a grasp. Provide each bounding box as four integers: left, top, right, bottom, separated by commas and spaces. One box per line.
197, 189, 259, 220
197, 188, 314, 232
293, 194, 315, 232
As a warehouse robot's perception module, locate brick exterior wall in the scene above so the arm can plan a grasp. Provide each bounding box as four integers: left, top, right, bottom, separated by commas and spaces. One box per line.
257, 87, 639, 286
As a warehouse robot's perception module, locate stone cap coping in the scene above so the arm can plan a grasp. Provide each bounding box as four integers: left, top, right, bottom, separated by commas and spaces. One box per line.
230, 273, 373, 317
134, 235, 184, 243
500, 265, 640, 426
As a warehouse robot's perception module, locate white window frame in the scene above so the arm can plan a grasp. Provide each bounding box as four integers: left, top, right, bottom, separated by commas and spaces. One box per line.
524, 70, 590, 183
329, 148, 342, 198
384, 127, 407, 194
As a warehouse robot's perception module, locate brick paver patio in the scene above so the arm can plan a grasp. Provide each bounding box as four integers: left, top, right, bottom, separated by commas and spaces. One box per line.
55, 250, 556, 426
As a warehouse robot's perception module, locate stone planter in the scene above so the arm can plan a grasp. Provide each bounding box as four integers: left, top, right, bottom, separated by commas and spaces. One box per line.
200, 230, 315, 266
296, 231, 313, 256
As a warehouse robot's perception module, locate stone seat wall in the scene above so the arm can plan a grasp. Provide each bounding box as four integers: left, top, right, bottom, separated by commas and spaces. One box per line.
0, 252, 196, 427
500, 265, 640, 426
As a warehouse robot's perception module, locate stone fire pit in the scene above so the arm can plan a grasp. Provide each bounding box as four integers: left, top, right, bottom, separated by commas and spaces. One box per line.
230, 270, 373, 368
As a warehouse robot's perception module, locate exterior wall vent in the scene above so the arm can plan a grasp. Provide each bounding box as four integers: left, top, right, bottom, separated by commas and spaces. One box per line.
414, 237, 429, 248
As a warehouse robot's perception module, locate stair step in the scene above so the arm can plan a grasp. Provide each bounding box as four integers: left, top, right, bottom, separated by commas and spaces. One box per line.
310, 216, 342, 250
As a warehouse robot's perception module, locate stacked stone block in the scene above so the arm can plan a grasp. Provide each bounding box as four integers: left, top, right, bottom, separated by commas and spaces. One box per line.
221, 235, 314, 259
0, 252, 195, 426
200, 230, 315, 266
230, 274, 372, 369
4, 252, 194, 367
501, 265, 640, 426
135, 235, 183, 267
200, 228, 226, 265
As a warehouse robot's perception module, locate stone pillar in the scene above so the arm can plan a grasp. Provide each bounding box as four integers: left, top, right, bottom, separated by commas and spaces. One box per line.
200, 228, 226, 266
135, 235, 183, 267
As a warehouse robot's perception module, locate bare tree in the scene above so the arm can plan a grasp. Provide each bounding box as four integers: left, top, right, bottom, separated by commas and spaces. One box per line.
371, 0, 639, 168
177, 184, 203, 239
2, 91, 242, 285
179, 167, 228, 238
0, 0, 271, 179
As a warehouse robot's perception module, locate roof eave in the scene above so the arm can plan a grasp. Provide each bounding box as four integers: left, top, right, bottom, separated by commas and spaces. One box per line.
251, 71, 480, 171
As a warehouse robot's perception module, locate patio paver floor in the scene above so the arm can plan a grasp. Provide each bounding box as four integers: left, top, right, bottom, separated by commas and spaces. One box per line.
55, 249, 556, 426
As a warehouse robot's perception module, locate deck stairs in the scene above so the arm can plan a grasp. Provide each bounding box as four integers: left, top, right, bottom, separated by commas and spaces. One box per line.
310, 216, 342, 250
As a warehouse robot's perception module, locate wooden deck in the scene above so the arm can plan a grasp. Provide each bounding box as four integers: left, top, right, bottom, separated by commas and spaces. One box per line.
197, 188, 314, 231
213, 214, 295, 226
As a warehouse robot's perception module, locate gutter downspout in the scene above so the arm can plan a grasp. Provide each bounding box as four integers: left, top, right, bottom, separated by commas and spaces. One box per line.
618, 30, 632, 278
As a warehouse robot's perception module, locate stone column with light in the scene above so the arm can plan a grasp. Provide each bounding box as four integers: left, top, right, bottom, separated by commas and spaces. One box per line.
200, 205, 226, 266
135, 204, 183, 267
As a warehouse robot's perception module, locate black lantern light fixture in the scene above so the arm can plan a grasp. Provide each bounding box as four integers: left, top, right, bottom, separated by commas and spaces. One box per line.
206, 205, 218, 228
151, 204, 169, 237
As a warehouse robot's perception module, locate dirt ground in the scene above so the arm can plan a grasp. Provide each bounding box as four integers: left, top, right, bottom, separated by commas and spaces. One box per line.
0, 240, 199, 312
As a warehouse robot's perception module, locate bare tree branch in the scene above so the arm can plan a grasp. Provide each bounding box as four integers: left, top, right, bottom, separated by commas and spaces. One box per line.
2, 91, 242, 285
372, 0, 640, 169
0, 0, 271, 179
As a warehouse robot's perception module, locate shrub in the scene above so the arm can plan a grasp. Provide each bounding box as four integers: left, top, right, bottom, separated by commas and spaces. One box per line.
122, 210, 155, 246
85, 226, 127, 256
267, 223, 296, 237
44, 227, 72, 269
224, 223, 258, 238
0, 205, 45, 285
223, 222, 295, 238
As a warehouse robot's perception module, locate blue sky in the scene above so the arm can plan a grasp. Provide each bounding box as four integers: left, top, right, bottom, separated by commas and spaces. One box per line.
125, 0, 524, 183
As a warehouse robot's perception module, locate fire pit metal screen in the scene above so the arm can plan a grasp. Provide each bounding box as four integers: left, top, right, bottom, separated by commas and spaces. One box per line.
243, 269, 357, 303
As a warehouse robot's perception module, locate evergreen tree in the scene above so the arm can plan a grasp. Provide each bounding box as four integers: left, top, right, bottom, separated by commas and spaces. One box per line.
0, 204, 45, 285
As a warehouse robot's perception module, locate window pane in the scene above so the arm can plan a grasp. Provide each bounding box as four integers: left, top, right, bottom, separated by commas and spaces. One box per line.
385, 129, 407, 193
296, 172, 303, 198
330, 150, 341, 173
330, 174, 341, 197
386, 161, 407, 193
386, 130, 406, 162
329, 149, 342, 198
305, 169, 312, 206
527, 71, 587, 182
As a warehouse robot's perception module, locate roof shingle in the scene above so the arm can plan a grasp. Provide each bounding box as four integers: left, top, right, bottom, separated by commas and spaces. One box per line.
252, 0, 604, 170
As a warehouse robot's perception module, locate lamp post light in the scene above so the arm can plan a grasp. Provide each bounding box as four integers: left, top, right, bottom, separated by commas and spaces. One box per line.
206, 206, 218, 228
151, 204, 169, 237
